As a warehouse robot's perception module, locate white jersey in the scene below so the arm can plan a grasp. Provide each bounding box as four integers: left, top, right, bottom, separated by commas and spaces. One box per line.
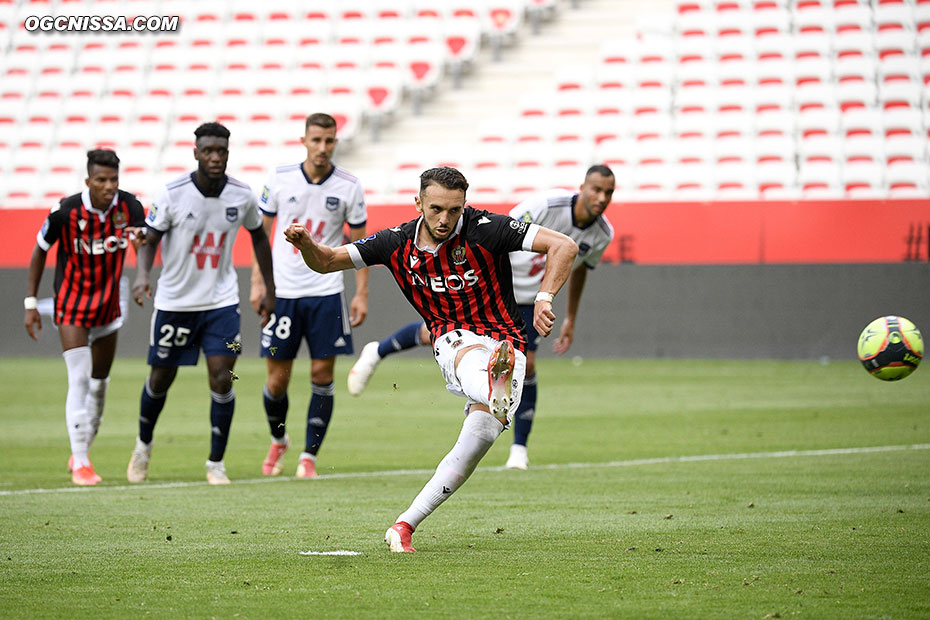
508, 189, 615, 305
146, 173, 262, 312
260, 163, 366, 298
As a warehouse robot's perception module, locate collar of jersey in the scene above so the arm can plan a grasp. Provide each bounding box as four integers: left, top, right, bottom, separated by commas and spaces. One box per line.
413, 213, 464, 254
300, 162, 335, 186
190, 172, 227, 197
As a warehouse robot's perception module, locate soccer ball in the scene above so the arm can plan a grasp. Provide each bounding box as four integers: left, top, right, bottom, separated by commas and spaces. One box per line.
857, 316, 923, 381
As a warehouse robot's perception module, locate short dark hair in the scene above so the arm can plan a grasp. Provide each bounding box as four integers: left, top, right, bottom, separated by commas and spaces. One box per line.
86, 149, 119, 175
419, 167, 469, 195
586, 164, 614, 179
305, 112, 337, 132
194, 122, 231, 141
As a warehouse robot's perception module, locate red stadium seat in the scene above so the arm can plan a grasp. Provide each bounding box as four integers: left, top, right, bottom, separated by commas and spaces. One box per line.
886, 160, 929, 197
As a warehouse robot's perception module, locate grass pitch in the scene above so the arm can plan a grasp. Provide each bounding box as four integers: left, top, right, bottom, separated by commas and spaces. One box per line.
0, 357, 928, 619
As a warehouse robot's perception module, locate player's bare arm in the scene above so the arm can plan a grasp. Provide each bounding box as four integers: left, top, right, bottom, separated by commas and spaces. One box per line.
553, 265, 587, 355
348, 226, 370, 327
24, 245, 49, 340
249, 224, 276, 326
132, 227, 164, 306
530, 227, 578, 338
249, 214, 275, 313
283, 223, 355, 273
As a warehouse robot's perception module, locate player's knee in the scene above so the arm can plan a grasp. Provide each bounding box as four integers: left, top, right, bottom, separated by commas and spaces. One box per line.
265, 376, 288, 397
310, 369, 334, 385
207, 366, 234, 393
466, 406, 505, 441
148, 367, 176, 393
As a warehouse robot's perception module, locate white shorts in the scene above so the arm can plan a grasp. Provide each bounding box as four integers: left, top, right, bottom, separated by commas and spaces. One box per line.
39, 276, 128, 344
89, 314, 124, 344
433, 329, 527, 425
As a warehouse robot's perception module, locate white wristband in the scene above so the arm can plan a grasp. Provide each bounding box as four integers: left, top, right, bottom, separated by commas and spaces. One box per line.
534, 292, 554, 304
24, 296, 38, 310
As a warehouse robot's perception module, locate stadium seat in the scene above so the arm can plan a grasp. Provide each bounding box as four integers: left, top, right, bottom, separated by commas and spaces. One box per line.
363, 67, 404, 117
442, 15, 481, 74
672, 107, 711, 139
884, 132, 926, 163
511, 140, 554, 169
835, 79, 878, 112
553, 90, 593, 117
843, 133, 885, 163
468, 166, 510, 203
674, 161, 716, 200
715, 162, 760, 200
674, 134, 715, 165
593, 136, 631, 169
842, 160, 886, 198
797, 160, 843, 198
630, 162, 674, 201
886, 160, 930, 197
43, 171, 80, 203
883, 105, 923, 135
552, 115, 595, 143
840, 107, 884, 136
798, 134, 843, 165
879, 75, 922, 108
56, 115, 94, 148
483, 1, 524, 38
796, 105, 841, 137
513, 115, 556, 143
751, 3, 791, 38
756, 157, 799, 199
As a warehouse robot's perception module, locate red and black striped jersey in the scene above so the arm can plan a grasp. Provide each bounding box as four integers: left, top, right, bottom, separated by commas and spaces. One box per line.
346, 207, 540, 353
36, 188, 145, 326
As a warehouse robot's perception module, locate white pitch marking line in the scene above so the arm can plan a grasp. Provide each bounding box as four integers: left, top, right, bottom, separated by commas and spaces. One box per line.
1, 443, 927, 497
299, 550, 362, 556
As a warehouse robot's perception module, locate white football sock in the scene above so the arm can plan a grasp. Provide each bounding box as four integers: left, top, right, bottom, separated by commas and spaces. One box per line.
396, 410, 503, 529
454, 346, 492, 406
86, 376, 109, 445
62, 347, 92, 468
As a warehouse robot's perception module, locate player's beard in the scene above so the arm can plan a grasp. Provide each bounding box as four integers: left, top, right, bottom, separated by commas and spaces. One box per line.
423, 219, 452, 244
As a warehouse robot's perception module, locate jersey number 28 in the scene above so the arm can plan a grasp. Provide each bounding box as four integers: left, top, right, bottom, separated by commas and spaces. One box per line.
262, 314, 292, 340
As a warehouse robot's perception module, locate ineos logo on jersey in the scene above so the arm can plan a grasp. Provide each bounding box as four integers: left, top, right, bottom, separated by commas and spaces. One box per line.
72, 235, 129, 255
407, 269, 479, 292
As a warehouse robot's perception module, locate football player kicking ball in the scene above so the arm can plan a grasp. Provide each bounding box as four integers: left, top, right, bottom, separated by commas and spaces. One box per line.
24, 149, 146, 485
283, 167, 578, 552
347, 165, 616, 470
128, 122, 276, 485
